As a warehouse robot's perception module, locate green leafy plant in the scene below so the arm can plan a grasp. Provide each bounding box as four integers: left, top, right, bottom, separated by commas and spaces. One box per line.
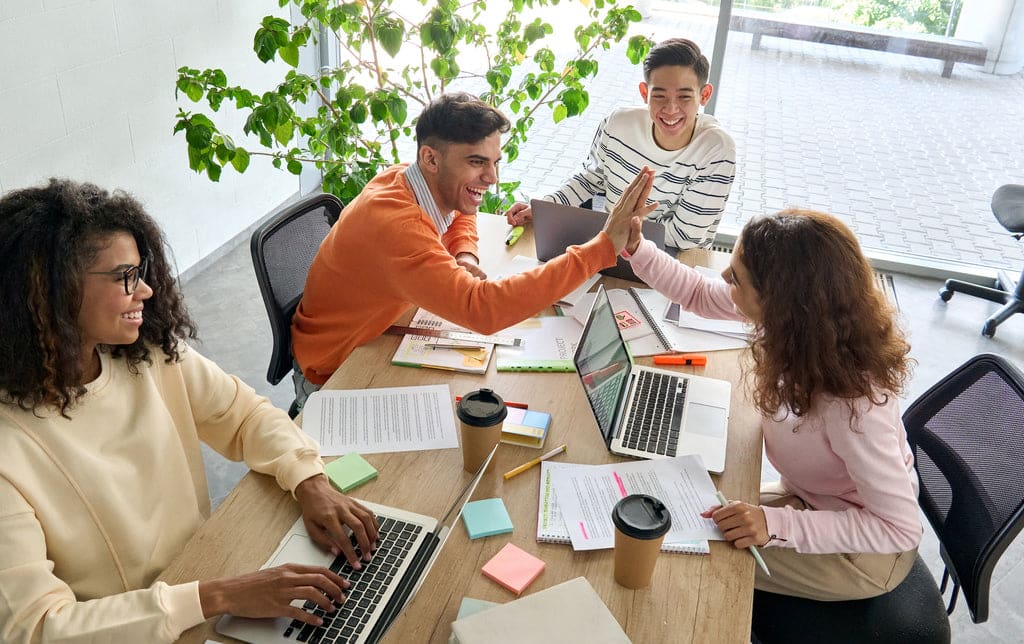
175, 0, 652, 205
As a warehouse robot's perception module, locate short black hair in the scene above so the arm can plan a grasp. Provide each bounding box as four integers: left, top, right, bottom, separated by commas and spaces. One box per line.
643, 38, 710, 86
415, 92, 510, 149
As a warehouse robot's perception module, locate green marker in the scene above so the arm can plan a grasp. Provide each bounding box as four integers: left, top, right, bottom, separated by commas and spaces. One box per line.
505, 225, 525, 246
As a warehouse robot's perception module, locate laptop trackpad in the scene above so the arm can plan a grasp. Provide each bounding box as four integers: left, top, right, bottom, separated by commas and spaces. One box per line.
686, 402, 727, 438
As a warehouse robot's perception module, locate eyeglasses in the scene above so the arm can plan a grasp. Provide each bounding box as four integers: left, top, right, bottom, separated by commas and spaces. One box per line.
87, 257, 150, 295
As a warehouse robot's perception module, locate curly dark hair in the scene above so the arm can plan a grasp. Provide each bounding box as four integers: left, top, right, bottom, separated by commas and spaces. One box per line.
0, 178, 197, 415
739, 209, 911, 418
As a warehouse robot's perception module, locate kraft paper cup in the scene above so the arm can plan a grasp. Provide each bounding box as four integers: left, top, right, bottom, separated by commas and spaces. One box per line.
456, 388, 507, 473
612, 494, 672, 589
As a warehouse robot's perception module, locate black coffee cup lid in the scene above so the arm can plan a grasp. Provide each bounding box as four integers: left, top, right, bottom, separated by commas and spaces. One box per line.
612, 494, 672, 539
456, 388, 508, 427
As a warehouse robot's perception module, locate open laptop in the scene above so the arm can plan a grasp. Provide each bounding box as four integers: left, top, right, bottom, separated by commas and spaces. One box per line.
573, 285, 731, 472
531, 199, 667, 283
216, 447, 496, 644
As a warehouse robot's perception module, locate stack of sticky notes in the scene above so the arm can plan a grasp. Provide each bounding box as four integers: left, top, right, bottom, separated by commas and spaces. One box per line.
481, 543, 545, 595
499, 407, 552, 449
461, 498, 514, 539
324, 453, 378, 492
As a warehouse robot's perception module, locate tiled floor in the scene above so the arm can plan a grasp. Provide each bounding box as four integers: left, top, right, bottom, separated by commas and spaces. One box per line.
183, 237, 1024, 642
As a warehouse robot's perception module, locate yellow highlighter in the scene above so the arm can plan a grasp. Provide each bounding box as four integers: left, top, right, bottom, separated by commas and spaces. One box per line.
503, 444, 567, 480
505, 226, 525, 246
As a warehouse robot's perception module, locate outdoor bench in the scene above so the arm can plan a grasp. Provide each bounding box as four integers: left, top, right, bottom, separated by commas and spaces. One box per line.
729, 11, 987, 78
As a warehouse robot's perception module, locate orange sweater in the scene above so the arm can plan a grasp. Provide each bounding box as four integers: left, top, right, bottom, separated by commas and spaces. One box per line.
292, 164, 617, 385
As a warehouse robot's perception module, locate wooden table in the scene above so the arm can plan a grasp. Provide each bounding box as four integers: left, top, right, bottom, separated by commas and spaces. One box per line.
164, 214, 762, 643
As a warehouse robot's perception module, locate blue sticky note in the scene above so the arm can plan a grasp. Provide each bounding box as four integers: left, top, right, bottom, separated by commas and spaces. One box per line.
461, 498, 514, 539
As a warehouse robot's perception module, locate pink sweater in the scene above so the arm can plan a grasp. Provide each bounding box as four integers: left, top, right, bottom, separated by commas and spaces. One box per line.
626, 240, 922, 554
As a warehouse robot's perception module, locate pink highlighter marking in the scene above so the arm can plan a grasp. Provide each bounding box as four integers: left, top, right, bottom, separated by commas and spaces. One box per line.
579, 522, 589, 540
613, 472, 627, 497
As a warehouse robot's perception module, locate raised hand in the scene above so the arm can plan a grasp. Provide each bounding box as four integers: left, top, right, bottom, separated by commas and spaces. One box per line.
601, 167, 657, 254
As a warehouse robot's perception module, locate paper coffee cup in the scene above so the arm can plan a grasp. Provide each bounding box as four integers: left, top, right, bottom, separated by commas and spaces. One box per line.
612, 494, 672, 589
456, 389, 507, 473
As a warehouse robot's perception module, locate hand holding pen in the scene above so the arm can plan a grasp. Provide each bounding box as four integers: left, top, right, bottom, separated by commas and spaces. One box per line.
704, 492, 772, 577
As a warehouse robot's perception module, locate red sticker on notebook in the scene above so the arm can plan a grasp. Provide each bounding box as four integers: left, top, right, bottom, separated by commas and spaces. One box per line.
614, 310, 640, 330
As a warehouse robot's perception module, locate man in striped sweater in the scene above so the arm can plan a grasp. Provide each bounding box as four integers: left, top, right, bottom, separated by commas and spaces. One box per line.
506, 38, 736, 251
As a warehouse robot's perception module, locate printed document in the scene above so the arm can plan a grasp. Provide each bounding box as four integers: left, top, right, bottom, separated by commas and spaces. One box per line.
550, 455, 724, 550
301, 385, 459, 455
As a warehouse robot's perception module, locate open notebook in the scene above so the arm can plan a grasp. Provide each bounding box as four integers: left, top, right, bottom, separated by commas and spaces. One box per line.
536, 461, 709, 554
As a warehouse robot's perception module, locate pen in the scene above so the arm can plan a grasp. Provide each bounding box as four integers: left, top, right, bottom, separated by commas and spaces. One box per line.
653, 353, 707, 366
428, 343, 486, 350
503, 444, 567, 480
715, 491, 771, 577
455, 396, 528, 410
505, 225, 524, 246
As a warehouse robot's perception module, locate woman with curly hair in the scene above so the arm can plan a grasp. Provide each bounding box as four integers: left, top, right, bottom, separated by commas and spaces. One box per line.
0, 179, 378, 642
624, 209, 921, 601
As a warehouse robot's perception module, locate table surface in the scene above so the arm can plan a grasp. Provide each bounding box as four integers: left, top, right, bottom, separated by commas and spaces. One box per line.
163, 214, 762, 644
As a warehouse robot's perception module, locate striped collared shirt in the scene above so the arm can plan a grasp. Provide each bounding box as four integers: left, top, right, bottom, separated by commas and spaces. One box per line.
403, 161, 454, 236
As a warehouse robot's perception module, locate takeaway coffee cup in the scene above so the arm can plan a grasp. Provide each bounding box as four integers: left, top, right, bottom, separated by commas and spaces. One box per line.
612, 494, 672, 588
456, 388, 507, 473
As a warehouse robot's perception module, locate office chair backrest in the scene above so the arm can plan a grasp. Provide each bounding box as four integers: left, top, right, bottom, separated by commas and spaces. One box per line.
250, 193, 343, 385
903, 353, 1024, 623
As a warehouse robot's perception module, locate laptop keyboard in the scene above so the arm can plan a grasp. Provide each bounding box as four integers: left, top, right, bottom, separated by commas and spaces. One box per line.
622, 371, 687, 456
282, 516, 422, 644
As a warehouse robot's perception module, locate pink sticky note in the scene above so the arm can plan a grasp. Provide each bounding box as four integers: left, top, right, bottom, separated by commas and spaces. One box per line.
481, 543, 545, 595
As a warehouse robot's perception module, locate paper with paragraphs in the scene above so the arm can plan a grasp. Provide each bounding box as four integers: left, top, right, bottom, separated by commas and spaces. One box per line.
301, 385, 459, 455
550, 455, 724, 550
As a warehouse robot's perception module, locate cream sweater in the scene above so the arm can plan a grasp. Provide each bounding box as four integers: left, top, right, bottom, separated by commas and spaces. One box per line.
0, 346, 324, 643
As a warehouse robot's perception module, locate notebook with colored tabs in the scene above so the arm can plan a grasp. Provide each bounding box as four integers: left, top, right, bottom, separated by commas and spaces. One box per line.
499, 407, 551, 449
461, 498, 514, 539
324, 453, 378, 492
392, 308, 495, 374
481, 543, 544, 595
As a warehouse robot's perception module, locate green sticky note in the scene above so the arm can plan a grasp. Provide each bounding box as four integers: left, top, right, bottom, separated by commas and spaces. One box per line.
324, 453, 378, 492
462, 498, 514, 539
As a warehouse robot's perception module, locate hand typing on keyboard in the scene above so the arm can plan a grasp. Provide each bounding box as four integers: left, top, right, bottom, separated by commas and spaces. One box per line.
295, 474, 381, 569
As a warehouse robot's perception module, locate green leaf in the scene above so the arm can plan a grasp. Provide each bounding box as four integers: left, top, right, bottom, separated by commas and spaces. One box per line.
215, 142, 231, 164
626, 35, 651, 65
386, 95, 407, 125
185, 123, 213, 149
375, 15, 404, 58
231, 147, 250, 172
254, 28, 280, 63
349, 102, 367, 123
369, 96, 389, 121
206, 162, 222, 182
279, 43, 300, 67
274, 121, 294, 145
287, 158, 303, 175
552, 104, 567, 123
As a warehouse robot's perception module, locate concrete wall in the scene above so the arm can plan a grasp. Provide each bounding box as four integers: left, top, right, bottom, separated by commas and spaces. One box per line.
0, 0, 298, 274
956, 0, 1024, 75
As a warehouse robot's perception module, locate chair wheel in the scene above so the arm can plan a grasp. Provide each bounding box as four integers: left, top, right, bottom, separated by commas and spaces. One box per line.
982, 320, 997, 338
938, 288, 953, 302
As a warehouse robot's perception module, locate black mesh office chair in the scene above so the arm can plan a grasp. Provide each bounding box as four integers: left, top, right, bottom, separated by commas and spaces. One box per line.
753, 354, 1024, 642
250, 193, 343, 417
939, 184, 1024, 337
903, 353, 1024, 624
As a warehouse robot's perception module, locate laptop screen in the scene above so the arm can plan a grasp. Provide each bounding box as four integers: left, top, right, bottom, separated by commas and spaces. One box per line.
573, 285, 633, 446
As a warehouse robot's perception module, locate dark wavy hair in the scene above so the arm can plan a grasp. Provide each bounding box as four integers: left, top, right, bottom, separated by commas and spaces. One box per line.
0, 178, 197, 415
739, 209, 911, 418
415, 92, 510, 149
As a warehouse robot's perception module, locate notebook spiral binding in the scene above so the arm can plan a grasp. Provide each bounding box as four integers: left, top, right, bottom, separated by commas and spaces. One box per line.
628, 287, 671, 352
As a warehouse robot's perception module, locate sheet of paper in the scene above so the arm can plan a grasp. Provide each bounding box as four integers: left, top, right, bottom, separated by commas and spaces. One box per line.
301, 385, 459, 455
550, 455, 724, 550
631, 289, 748, 354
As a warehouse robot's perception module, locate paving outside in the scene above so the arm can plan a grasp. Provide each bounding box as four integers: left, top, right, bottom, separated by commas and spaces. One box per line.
498, 3, 1024, 273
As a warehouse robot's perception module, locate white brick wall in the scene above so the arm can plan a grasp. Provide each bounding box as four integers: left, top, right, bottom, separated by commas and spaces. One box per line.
0, 0, 298, 274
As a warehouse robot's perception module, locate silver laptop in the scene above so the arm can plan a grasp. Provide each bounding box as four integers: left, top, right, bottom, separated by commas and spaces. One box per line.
574, 285, 731, 472
531, 199, 667, 283
216, 447, 496, 644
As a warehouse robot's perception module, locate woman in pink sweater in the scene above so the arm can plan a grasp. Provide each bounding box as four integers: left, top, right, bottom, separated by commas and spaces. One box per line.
624, 209, 921, 601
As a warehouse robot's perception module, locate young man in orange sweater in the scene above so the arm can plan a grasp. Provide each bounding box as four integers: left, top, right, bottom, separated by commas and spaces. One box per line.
291, 92, 655, 399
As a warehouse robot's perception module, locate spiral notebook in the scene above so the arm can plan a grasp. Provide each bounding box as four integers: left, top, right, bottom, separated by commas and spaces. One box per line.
627, 287, 747, 357
536, 461, 709, 554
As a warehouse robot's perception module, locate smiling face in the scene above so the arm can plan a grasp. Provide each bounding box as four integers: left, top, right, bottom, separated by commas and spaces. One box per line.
77, 231, 153, 375
639, 65, 713, 150
417, 132, 502, 215
721, 241, 763, 323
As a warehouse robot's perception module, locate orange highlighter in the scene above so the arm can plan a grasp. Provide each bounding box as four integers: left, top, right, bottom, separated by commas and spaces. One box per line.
653, 353, 707, 366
